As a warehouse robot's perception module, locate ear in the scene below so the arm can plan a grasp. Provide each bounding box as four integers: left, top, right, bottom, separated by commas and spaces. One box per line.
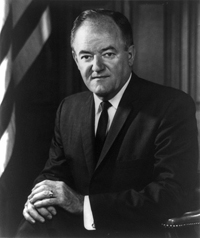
127, 45, 136, 67
72, 50, 80, 69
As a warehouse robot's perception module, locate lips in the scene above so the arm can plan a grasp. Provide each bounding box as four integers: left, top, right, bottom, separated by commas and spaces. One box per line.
91, 75, 109, 79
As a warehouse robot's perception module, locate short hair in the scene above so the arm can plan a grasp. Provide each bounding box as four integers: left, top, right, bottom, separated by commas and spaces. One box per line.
70, 9, 134, 50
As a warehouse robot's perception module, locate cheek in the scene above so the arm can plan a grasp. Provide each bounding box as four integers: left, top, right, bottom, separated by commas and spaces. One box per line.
108, 59, 124, 73
110, 64, 123, 80
79, 65, 91, 78
115, 61, 129, 78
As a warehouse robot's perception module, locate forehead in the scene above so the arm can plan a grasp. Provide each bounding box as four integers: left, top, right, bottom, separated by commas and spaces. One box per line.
72, 18, 124, 52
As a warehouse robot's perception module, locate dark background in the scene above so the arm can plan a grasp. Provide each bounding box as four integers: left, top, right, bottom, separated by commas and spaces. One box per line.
0, 0, 199, 236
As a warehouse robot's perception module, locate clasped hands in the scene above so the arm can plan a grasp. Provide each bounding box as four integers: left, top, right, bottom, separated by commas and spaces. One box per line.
23, 180, 84, 224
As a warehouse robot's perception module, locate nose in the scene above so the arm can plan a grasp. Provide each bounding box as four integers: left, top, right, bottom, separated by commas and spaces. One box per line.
92, 55, 105, 72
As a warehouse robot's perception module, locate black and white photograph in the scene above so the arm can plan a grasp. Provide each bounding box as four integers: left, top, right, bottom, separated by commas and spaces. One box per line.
0, 0, 199, 237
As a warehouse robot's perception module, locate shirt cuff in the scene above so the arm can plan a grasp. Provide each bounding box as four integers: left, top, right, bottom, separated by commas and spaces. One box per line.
83, 195, 96, 230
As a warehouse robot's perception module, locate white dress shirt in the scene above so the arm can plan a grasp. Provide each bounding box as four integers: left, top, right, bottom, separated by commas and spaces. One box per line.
83, 74, 132, 230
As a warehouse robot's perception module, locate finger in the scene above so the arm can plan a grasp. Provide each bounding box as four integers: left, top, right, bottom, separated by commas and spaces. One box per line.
47, 206, 57, 216
28, 186, 46, 200
24, 202, 45, 223
37, 207, 53, 220
34, 198, 57, 208
32, 180, 52, 191
23, 207, 36, 224
29, 190, 54, 204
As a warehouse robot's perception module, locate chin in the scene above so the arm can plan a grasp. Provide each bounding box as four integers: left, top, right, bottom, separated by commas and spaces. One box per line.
94, 90, 106, 97
93, 86, 106, 95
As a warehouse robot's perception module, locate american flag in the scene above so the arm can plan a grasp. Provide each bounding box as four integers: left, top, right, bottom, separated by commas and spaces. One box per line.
0, 0, 51, 177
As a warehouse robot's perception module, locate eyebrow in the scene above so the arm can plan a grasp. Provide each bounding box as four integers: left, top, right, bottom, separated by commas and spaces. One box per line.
78, 46, 117, 56
101, 46, 117, 52
79, 50, 92, 56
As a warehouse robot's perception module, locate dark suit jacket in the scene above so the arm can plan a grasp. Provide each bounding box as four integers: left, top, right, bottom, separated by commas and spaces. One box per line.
35, 73, 199, 236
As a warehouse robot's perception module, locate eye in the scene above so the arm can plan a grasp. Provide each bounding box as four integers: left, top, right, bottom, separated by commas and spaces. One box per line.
103, 52, 115, 59
81, 55, 92, 61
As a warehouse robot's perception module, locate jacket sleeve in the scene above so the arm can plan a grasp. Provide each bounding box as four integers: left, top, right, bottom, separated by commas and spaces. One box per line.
33, 99, 74, 188
89, 93, 199, 230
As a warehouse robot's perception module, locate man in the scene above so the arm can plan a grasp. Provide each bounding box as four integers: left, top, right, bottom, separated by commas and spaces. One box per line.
16, 9, 199, 238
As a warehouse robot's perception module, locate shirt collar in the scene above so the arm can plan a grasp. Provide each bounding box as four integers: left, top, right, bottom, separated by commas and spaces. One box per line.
93, 73, 132, 113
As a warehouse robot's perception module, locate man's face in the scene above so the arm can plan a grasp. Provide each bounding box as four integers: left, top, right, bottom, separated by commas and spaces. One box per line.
72, 19, 135, 100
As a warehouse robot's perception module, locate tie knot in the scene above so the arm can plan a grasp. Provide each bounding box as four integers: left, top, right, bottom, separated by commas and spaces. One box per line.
101, 101, 111, 112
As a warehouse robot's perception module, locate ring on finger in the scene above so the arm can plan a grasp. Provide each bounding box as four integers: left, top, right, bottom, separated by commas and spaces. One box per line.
48, 190, 54, 198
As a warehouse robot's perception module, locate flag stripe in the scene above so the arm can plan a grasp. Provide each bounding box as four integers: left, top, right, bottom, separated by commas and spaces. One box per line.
0, 79, 14, 139
12, 0, 47, 60
0, 0, 52, 178
0, 6, 12, 64
13, 7, 51, 84
0, 105, 15, 175
12, 0, 32, 26
0, 48, 12, 105
0, 0, 13, 141
0, 0, 11, 29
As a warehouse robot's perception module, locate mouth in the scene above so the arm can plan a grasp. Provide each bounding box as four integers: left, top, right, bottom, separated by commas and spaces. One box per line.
91, 75, 109, 80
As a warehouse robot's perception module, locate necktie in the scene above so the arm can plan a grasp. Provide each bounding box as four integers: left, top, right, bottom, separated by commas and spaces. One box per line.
95, 101, 111, 163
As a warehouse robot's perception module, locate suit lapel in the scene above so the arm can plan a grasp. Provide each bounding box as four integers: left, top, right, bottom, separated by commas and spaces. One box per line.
95, 74, 143, 169
81, 94, 95, 176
